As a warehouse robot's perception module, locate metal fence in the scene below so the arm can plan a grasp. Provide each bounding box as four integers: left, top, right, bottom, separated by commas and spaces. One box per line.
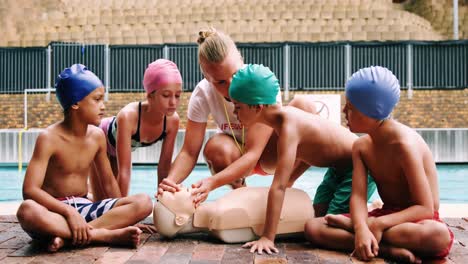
0, 47, 48, 93
0, 41, 467, 93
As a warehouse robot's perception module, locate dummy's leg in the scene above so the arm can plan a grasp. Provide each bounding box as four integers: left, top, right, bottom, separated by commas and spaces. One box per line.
16, 199, 145, 251
203, 133, 244, 189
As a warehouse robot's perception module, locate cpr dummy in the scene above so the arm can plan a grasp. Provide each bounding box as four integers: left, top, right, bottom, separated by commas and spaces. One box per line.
154, 187, 314, 243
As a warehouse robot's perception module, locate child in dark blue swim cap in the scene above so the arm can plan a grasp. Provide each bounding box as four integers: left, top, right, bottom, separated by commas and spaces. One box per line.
16, 64, 153, 252
305, 66, 453, 263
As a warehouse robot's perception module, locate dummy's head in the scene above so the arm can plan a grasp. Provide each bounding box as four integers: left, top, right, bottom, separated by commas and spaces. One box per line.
197, 27, 243, 98
55, 64, 104, 111
153, 188, 196, 238
344, 66, 400, 133
229, 64, 279, 127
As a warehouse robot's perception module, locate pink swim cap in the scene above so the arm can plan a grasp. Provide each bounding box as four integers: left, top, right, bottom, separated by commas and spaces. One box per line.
143, 59, 182, 94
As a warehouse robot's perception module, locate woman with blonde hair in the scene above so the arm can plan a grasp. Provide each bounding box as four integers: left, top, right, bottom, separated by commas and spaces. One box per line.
158, 28, 315, 202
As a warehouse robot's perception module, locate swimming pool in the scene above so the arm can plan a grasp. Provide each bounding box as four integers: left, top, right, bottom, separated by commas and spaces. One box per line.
1, 164, 467, 203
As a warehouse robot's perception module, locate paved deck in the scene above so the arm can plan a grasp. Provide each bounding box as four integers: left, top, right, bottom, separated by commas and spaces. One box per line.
0, 216, 467, 264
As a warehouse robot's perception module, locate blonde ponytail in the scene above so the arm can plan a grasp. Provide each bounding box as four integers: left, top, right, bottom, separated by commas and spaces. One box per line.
197, 27, 239, 64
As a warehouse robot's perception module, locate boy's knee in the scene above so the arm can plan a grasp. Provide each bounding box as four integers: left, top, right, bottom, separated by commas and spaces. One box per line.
16, 200, 41, 222
288, 96, 317, 114
423, 221, 452, 255
304, 218, 323, 243
132, 194, 153, 217
204, 146, 237, 170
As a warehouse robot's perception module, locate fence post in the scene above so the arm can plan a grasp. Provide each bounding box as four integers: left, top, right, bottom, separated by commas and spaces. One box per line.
454, 0, 459, 40
345, 44, 351, 81
46, 45, 52, 102
104, 44, 110, 101
283, 44, 290, 101
407, 44, 413, 99
163, 45, 169, 59
24, 90, 28, 129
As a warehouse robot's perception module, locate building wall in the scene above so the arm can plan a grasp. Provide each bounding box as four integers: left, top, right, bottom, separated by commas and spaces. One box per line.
0, 89, 467, 129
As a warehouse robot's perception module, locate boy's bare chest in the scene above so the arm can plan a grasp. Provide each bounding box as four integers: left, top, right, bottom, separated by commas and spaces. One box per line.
51, 140, 98, 172
362, 147, 401, 181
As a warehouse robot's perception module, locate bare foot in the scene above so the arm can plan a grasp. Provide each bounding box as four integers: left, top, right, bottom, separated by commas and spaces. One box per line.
103, 226, 142, 248
380, 246, 422, 264
47, 237, 65, 252
368, 199, 384, 211
135, 223, 157, 234
325, 214, 353, 231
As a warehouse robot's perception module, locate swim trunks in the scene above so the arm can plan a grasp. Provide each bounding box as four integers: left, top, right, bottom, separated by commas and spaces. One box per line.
314, 167, 377, 214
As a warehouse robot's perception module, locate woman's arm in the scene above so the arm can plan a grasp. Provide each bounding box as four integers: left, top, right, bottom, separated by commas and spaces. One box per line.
163, 120, 207, 184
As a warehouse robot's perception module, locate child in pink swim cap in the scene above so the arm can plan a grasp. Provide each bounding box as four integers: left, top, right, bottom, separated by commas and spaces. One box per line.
143, 59, 183, 95
92, 59, 183, 202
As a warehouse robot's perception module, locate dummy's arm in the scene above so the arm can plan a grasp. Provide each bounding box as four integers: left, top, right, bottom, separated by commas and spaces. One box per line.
372, 142, 434, 230
158, 114, 179, 184
210, 122, 274, 189
262, 125, 299, 241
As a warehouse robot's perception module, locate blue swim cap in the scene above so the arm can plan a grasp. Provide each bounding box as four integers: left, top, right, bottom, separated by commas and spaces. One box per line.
345, 66, 400, 120
55, 64, 103, 110
229, 64, 279, 105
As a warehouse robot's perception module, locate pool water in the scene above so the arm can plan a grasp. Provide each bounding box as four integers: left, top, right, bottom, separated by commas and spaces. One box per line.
1, 164, 467, 203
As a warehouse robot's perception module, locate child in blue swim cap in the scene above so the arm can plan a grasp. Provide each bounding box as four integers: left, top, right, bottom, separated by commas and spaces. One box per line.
229, 64, 376, 255
17, 64, 153, 252
307, 66, 453, 263
55, 64, 104, 112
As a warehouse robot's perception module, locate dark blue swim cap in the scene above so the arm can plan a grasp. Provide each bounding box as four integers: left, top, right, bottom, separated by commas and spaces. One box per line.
55, 64, 103, 110
345, 66, 400, 120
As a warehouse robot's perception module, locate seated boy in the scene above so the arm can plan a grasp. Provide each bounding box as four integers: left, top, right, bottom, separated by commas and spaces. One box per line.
304, 66, 453, 263
16, 64, 153, 252
226, 64, 376, 254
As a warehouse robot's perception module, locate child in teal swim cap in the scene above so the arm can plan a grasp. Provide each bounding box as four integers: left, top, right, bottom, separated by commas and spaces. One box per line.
229, 64, 376, 255
306, 66, 453, 262
16, 64, 152, 251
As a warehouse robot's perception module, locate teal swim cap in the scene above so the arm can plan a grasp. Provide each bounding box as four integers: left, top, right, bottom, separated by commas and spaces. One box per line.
229, 64, 279, 105
345, 66, 400, 120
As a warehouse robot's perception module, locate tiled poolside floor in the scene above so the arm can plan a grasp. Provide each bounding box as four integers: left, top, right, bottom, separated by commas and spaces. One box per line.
0, 215, 467, 264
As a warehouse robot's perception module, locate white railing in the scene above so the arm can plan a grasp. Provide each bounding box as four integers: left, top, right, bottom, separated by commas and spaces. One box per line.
1, 128, 467, 165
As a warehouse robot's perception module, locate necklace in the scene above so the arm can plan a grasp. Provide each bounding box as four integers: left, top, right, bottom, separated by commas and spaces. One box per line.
222, 100, 245, 154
